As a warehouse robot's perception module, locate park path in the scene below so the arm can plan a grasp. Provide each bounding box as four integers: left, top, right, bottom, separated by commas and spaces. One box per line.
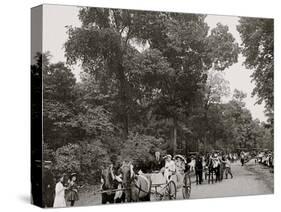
189, 160, 273, 199
75, 159, 273, 206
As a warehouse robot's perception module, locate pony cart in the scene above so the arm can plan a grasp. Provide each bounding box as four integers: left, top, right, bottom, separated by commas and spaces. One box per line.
150, 170, 191, 200
97, 159, 191, 203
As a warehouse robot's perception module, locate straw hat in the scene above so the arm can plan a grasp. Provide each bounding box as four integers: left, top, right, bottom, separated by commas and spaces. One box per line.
174, 155, 187, 163
163, 154, 172, 159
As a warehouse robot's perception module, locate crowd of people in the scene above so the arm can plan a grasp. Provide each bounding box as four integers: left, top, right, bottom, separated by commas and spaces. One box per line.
141, 151, 239, 187
255, 151, 274, 168
158, 152, 236, 185
41, 150, 261, 207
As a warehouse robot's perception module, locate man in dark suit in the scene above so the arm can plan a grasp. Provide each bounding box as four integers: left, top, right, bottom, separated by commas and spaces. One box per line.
195, 155, 203, 185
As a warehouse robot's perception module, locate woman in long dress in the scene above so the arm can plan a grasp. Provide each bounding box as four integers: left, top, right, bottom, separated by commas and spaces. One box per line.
53, 175, 67, 208
163, 155, 176, 181
174, 155, 187, 186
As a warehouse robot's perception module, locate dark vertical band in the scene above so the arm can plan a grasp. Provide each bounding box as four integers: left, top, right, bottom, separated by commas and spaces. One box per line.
31, 5, 43, 208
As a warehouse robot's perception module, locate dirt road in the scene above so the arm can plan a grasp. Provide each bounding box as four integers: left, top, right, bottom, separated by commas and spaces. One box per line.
189, 159, 273, 199
74, 159, 273, 206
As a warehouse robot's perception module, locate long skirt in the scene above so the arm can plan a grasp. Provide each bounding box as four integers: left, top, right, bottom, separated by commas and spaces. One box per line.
53, 194, 66, 207
66, 191, 79, 201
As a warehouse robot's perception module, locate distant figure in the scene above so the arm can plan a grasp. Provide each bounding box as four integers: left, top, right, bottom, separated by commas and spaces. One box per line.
229, 153, 234, 163
153, 151, 164, 171
195, 155, 203, 185
188, 157, 196, 172
66, 173, 79, 206
53, 174, 67, 208
155, 151, 160, 161
225, 157, 233, 179
203, 155, 209, 180
219, 156, 226, 181
233, 153, 238, 161
208, 153, 221, 183
240, 152, 245, 166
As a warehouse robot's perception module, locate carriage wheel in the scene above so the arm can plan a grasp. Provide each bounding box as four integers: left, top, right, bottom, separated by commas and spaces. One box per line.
182, 173, 191, 199
151, 186, 162, 201
165, 180, 177, 200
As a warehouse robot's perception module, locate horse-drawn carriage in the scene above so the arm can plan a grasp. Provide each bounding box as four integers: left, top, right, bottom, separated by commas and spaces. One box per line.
97, 156, 192, 203
150, 170, 191, 200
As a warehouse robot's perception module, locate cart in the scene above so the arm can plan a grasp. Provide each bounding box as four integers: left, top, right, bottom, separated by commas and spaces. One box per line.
150, 171, 191, 200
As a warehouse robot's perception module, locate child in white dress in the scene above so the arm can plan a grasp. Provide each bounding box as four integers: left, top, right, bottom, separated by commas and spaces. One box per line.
53, 175, 67, 208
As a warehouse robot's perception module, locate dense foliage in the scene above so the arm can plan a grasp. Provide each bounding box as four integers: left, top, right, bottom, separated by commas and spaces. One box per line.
38, 9, 273, 184
237, 18, 274, 129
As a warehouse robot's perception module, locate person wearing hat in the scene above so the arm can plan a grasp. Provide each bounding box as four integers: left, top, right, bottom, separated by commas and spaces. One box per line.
66, 173, 79, 206
174, 155, 186, 174
164, 154, 176, 182
174, 155, 186, 184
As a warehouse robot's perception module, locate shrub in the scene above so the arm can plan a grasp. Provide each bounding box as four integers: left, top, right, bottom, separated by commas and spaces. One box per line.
53, 141, 111, 184
118, 133, 163, 170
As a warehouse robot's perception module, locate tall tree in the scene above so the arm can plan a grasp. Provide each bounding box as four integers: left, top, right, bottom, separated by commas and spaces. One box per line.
200, 69, 230, 152
42, 54, 77, 148
65, 9, 239, 154
135, 19, 239, 153
65, 8, 173, 138
237, 18, 274, 127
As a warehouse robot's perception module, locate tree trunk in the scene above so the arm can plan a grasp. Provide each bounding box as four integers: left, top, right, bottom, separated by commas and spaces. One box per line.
117, 62, 129, 139
170, 117, 177, 155
185, 136, 188, 158
203, 136, 207, 154
203, 102, 209, 153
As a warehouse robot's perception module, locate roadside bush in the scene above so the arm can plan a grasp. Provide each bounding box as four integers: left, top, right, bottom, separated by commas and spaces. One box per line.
53, 141, 111, 184
80, 141, 111, 184
118, 133, 163, 170
54, 143, 81, 174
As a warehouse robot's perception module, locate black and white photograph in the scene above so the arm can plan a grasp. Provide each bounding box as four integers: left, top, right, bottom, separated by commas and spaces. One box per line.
31, 3, 274, 208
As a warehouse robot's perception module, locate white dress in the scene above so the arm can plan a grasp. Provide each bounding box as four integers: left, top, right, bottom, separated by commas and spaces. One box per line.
53, 182, 66, 208
188, 159, 195, 172
164, 160, 176, 180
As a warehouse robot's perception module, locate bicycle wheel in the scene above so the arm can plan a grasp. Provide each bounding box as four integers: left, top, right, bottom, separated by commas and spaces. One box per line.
151, 189, 162, 201
165, 180, 177, 200
182, 173, 191, 199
